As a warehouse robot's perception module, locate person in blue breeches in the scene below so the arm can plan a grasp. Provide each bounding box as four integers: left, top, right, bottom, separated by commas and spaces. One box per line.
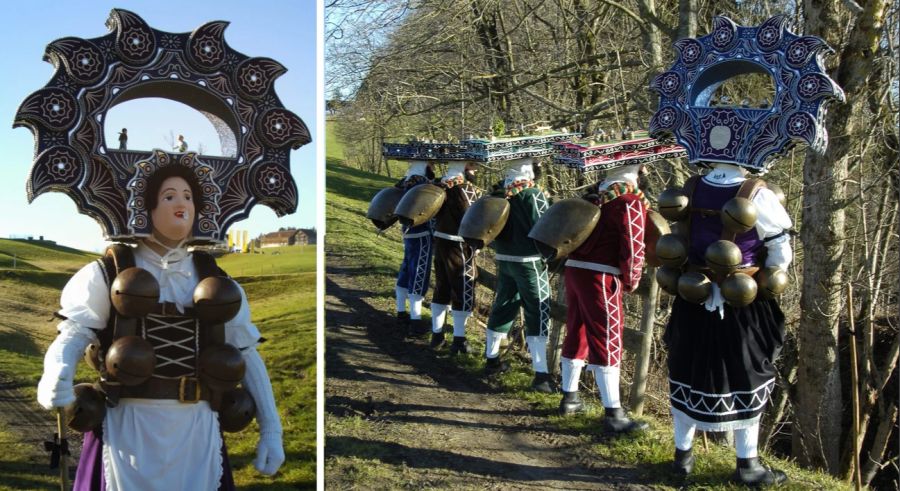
394, 160, 435, 336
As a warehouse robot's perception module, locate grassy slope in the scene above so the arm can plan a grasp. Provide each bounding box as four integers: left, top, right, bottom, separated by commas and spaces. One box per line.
0, 242, 316, 490
325, 120, 848, 490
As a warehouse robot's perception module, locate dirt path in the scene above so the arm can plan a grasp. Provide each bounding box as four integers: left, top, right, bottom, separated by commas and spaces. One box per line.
325, 259, 650, 490
0, 375, 80, 481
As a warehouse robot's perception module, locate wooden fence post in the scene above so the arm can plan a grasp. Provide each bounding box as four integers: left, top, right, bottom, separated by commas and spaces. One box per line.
630, 267, 659, 416
547, 278, 566, 375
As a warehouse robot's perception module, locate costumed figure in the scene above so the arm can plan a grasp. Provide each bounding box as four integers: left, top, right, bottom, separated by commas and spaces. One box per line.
429, 162, 481, 353
17, 10, 311, 489
174, 134, 188, 153
393, 160, 436, 337
557, 164, 649, 433
648, 16, 844, 485
483, 158, 553, 392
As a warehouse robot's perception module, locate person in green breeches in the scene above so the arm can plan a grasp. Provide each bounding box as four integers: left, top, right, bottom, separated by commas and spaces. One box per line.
484, 157, 554, 393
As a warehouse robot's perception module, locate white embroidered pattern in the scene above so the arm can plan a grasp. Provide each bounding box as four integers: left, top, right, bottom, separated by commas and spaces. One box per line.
601, 273, 622, 367
669, 378, 775, 416
411, 235, 432, 296
460, 242, 476, 312
532, 261, 551, 337
624, 199, 646, 288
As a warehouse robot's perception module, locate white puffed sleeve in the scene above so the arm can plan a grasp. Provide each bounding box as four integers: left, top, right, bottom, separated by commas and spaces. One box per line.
753, 188, 792, 238
38, 262, 107, 409
58, 261, 111, 330
753, 188, 793, 270
224, 284, 262, 349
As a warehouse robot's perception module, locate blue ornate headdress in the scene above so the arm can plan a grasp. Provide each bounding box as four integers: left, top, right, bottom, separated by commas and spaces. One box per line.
648, 16, 844, 173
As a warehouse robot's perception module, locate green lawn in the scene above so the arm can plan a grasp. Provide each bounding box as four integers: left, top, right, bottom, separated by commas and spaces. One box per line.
0, 238, 99, 272
324, 120, 849, 490
219, 245, 316, 276
0, 242, 316, 489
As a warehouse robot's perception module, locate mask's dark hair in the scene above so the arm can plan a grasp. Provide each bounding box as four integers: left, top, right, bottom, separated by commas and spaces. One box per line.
145, 165, 204, 212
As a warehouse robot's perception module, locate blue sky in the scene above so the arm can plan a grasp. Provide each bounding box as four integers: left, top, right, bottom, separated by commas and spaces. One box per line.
0, 0, 318, 252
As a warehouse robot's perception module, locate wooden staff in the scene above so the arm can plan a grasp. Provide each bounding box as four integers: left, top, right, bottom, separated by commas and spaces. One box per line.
56, 408, 68, 491
846, 285, 862, 491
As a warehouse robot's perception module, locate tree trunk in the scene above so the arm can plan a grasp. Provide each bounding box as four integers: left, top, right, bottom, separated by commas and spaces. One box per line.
677, 0, 698, 40
793, 0, 889, 474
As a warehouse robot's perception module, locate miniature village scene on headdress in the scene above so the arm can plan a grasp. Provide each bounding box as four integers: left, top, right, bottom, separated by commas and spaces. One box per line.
326, 2, 897, 489
1, 4, 315, 489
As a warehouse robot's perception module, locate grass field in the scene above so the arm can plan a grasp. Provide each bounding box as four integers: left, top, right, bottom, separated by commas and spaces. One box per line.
325, 120, 848, 490
0, 240, 316, 489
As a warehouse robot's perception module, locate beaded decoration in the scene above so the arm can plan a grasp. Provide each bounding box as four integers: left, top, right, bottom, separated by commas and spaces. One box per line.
505, 179, 537, 198
598, 182, 650, 209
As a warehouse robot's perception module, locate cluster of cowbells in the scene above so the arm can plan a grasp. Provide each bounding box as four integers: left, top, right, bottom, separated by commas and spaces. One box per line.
653, 184, 789, 307
67, 268, 256, 433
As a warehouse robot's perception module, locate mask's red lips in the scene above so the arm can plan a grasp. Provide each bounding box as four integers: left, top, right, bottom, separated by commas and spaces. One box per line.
175, 211, 186, 219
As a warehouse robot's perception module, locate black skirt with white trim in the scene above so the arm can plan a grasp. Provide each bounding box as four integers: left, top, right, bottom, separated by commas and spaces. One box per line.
664, 295, 785, 431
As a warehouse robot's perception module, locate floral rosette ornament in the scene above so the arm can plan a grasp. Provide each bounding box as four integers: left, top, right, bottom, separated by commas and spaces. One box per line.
13, 8, 311, 244
648, 15, 844, 173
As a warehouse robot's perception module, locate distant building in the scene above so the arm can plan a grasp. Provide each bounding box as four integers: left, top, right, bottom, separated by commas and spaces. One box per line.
259, 228, 308, 248
299, 228, 317, 245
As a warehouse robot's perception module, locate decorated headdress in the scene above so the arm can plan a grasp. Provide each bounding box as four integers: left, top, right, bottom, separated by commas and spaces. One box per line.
552, 133, 685, 173
382, 131, 580, 163
648, 15, 844, 174
13, 9, 311, 244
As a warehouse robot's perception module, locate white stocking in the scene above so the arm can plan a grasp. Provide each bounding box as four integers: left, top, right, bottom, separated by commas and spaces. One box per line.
673, 413, 697, 451
431, 303, 449, 333
590, 365, 621, 408
395, 286, 408, 312
560, 357, 585, 393
409, 294, 424, 319
734, 423, 760, 458
451, 310, 470, 337
485, 329, 506, 359
526, 336, 549, 374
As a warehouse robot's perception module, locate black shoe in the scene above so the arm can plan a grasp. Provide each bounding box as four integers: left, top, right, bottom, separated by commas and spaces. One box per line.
672, 448, 694, 476
732, 457, 787, 487
406, 318, 430, 338
396, 312, 410, 330
429, 330, 445, 349
531, 372, 555, 393
558, 391, 585, 416
449, 336, 469, 355
602, 407, 648, 434
484, 357, 509, 376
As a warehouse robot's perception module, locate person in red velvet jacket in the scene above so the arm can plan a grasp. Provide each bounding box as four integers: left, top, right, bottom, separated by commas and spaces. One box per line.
557, 163, 649, 433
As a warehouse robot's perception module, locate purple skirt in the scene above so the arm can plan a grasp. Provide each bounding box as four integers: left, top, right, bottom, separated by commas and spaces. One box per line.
73, 427, 236, 490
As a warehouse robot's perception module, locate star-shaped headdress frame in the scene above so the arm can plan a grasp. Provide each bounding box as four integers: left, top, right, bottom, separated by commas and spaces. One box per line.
13, 8, 311, 244
648, 15, 844, 174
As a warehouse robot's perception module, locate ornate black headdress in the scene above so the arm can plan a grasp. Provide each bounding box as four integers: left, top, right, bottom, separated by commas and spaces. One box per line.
649, 16, 844, 173
14, 9, 311, 244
